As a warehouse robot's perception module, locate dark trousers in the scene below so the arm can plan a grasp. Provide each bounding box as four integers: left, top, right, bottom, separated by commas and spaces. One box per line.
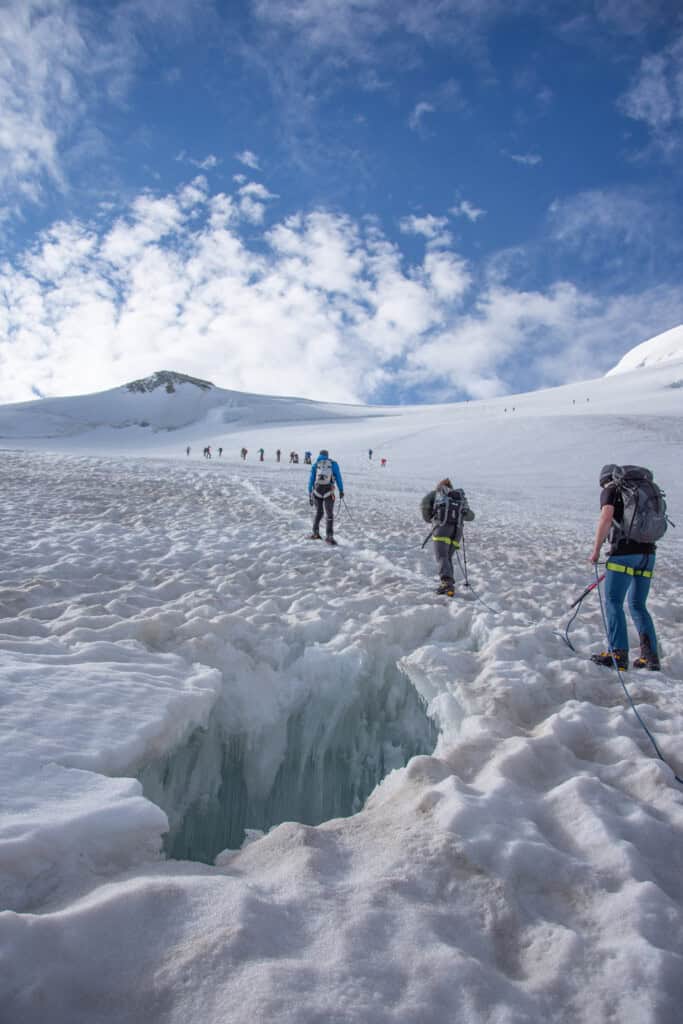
313, 493, 335, 538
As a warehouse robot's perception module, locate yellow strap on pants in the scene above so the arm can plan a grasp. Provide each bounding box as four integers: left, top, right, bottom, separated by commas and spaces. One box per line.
432, 536, 460, 548
605, 561, 653, 578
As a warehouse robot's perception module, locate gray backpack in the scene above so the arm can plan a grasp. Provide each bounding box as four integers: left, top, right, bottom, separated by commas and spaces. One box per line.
609, 465, 669, 544
314, 458, 334, 487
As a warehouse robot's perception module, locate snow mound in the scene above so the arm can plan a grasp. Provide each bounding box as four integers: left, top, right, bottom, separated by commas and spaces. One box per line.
606, 323, 683, 376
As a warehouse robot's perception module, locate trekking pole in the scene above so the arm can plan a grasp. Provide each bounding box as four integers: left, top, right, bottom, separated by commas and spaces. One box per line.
420, 524, 434, 549
461, 532, 470, 588
569, 574, 605, 609
340, 496, 355, 521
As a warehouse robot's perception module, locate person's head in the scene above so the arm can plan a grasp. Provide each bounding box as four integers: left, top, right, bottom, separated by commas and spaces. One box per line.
319, 449, 329, 457
599, 464, 620, 487
437, 477, 452, 492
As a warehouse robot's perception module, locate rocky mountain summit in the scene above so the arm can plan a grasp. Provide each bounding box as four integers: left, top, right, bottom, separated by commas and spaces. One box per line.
125, 371, 214, 395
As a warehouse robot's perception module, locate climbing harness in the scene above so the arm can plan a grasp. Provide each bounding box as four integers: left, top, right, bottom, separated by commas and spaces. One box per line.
605, 561, 653, 578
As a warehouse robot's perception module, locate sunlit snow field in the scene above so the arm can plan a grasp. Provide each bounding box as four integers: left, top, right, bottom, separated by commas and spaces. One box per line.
1, 361, 683, 1023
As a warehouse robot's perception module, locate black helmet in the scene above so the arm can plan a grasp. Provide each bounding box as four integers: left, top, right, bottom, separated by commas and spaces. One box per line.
599, 463, 620, 487
319, 449, 329, 457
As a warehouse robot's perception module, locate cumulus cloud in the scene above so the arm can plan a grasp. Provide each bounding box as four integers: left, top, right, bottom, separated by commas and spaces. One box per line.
399, 215, 450, 241
235, 149, 261, 170
450, 200, 486, 222
3, 177, 682, 406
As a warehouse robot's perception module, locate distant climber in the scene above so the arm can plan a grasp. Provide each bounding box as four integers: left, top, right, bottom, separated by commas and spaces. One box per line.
368, 448, 373, 460
186, 446, 191, 456
258, 448, 265, 462
421, 478, 474, 596
308, 449, 344, 546
276, 449, 281, 463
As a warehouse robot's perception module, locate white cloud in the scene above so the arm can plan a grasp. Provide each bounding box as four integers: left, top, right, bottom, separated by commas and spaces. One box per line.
253, 0, 518, 57
408, 101, 435, 132
235, 149, 261, 170
237, 181, 278, 223
3, 177, 682, 406
399, 215, 450, 241
0, 0, 202, 214
508, 152, 542, 166
618, 35, 683, 152
548, 189, 653, 248
450, 200, 486, 222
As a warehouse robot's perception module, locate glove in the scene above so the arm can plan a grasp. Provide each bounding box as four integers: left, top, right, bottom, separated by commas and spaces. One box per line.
339, 491, 344, 499
309, 493, 314, 505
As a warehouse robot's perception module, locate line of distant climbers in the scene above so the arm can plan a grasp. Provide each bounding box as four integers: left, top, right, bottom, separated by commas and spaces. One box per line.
185, 446, 388, 467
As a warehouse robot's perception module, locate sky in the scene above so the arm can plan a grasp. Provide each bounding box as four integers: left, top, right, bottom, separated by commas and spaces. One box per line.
1, 0, 683, 406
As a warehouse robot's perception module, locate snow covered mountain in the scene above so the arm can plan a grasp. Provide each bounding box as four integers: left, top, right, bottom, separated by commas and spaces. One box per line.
1, 358, 682, 1024
606, 323, 683, 376
0, 369, 367, 440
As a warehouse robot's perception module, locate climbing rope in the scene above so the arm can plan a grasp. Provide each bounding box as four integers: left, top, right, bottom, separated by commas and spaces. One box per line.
554, 572, 605, 652
593, 563, 682, 785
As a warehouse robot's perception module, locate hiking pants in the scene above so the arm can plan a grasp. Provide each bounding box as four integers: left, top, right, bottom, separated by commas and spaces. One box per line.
604, 553, 657, 653
432, 536, 459, 585
313, 492, 335, 538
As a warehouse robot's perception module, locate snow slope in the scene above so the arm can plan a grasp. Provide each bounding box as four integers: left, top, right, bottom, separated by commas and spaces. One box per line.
1, 362, 682, 1023
0, 369, 376, 441
607, 323, 683, 376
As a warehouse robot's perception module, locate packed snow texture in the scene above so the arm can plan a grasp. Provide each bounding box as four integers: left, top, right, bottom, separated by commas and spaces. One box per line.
1, 355, 683, 1023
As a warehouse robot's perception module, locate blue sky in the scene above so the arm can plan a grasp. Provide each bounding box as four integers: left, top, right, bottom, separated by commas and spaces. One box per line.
1, 0, 682, 405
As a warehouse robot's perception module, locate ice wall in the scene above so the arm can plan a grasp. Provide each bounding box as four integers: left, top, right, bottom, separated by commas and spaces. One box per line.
139, 666, 438, 863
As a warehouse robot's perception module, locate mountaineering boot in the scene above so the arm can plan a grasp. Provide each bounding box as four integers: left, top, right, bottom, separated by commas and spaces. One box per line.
308, 532, 321, 540
632, 634, 661, 671
325, 537, 338, 546
590, 649, 628, 671
435, 582, 455, 597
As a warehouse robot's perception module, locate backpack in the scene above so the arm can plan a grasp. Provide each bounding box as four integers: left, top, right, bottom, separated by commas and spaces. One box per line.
433, 488, 466, 540
314, 458, 334, 488
609, 465, 669, 544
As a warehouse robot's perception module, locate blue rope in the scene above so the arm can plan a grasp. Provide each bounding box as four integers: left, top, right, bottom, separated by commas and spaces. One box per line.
594, 563, 682, 785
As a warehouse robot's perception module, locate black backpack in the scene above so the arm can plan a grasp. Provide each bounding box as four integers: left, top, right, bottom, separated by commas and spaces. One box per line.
432, 488, 466, 540
608, 465, 669, 544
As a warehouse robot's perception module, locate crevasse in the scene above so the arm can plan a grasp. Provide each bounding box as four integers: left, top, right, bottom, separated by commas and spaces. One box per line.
138, 664, 438, 864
